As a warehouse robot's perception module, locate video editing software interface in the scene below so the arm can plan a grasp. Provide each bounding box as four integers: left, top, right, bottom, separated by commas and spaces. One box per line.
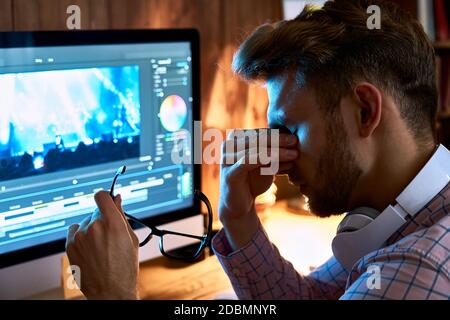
0, 41, 194, 255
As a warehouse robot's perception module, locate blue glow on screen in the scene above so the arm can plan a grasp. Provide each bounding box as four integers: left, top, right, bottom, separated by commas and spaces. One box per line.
0, 65, 141, 181
0, 65, 140, 156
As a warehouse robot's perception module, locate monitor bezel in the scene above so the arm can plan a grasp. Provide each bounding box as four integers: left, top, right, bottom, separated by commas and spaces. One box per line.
0, 29, 201, 268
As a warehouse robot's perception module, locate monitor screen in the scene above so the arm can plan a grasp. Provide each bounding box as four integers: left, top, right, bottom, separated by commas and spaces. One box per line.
0, 31, 199, 261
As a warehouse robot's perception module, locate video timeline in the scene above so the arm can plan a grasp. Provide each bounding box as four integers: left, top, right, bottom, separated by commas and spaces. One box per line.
0, 163, 184, 254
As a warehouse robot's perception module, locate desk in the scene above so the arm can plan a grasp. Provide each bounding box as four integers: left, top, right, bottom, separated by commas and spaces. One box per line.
139, 249, 232, 300
28, 200, 342, 300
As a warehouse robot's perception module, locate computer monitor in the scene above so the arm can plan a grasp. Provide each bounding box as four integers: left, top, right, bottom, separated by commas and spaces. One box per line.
0, 30, 201, 299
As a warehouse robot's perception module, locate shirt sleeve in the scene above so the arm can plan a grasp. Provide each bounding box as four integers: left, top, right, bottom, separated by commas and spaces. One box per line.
340, 249, 450, 300
212, 221, 348, 300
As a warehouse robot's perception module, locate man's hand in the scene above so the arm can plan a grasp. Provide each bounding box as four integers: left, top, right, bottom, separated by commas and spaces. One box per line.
219, 130, 298, 250
65, 191, 140, 300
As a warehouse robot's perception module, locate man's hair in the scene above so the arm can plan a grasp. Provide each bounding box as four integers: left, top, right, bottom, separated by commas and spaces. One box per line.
233, 0, 438, 143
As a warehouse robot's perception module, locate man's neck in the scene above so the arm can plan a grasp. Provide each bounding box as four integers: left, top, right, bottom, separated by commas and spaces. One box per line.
358, 142, 437, 212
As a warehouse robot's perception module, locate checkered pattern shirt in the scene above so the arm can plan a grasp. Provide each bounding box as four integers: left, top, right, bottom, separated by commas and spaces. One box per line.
212, 183, 450, 300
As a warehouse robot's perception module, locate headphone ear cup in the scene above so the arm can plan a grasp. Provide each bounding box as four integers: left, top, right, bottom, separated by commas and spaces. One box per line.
337, 207, 380, 233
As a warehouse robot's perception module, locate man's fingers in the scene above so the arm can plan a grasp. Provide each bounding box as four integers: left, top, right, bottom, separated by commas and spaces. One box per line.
222, 134, 296, 153
113, 194, 124, 214
223, 147, 298, 166
226, 146, 299, 179
223, 147, 260, 166
228, 155, 268, 177
78, 215, 92, 232
277, 162, 295, 174
223, 130, 297, 154
66, 223, 80, 249
94, 191, 124, 223
113, 194, 136, 237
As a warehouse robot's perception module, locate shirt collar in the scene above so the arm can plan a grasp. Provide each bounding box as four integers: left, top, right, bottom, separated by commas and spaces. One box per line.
387, 144, 450, 244
396, 144, 450, 217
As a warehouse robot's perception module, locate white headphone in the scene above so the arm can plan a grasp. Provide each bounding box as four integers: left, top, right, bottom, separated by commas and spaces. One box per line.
332, 145, 450, 271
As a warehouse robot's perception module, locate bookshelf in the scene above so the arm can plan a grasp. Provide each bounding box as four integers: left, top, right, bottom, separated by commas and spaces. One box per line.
435, 42, 450, 148
434, 41, 450, 50
433, 39, 450, 148
389, 0, 450, 147
438, 110, 450, 119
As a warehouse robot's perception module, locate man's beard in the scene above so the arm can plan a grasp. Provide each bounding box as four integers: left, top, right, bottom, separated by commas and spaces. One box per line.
307, 117, 362, 218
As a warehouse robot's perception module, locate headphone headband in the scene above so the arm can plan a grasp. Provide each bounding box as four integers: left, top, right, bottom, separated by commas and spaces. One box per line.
332, 145, 450, 271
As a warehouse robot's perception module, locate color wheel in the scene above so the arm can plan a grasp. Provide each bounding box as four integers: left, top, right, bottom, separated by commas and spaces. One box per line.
159, 95, 188, 132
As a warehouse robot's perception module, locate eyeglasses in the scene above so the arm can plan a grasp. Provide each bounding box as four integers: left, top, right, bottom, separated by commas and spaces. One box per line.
109, 166, 213, 261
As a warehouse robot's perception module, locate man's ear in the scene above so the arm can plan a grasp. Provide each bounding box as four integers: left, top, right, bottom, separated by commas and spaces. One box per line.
353, 82, 382, 138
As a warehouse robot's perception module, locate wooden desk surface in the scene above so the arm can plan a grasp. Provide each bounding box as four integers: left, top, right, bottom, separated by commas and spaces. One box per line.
138, 250, 232, 300
29, 200, 342, 300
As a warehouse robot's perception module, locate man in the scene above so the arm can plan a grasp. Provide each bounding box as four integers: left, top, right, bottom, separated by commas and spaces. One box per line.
66, 0, 450, 299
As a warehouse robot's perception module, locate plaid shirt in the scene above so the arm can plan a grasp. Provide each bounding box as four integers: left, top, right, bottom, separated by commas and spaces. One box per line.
212, 183, 450, 300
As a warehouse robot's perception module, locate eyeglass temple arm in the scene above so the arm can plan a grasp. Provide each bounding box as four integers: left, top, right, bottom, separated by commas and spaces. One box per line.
123, 212, 160, 233
125, 190, 213, 242
123, 212, 159, 247
116, 186, 212, 243
161, 229, 205, 241
123, 212, 205, 245
194, 190, 214, 236
109, 174, 119, 197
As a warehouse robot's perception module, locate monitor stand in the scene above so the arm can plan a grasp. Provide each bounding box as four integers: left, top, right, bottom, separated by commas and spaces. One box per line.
0, 214, 203, 299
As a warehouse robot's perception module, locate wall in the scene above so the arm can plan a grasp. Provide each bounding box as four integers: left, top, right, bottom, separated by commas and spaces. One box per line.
0, 0, 12, 30
283, 0, 326, 19
0, 0, 284, 214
